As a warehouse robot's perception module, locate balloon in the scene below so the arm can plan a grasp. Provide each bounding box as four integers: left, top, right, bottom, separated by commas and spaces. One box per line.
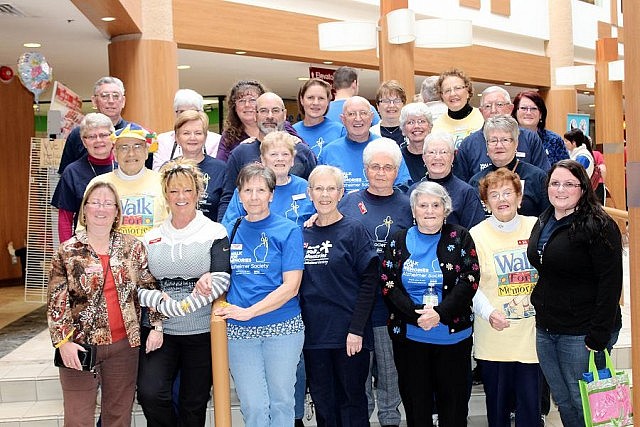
17, 52, 53, 104
0, 66, 14, 83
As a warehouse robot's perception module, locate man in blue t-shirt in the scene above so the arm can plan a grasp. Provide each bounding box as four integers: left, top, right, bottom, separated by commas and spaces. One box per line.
319, 96, 410, 193
325, 66, 380, 126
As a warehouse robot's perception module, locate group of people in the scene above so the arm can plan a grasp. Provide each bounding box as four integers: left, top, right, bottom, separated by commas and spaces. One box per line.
46, 66, 621, 427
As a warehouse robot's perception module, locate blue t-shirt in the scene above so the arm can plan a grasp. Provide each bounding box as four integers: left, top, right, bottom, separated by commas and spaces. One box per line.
326, 99, 380, 126
222, 175, 315, 231
197, 155, 226, 222
300, 216, 378, 350
403, 227, 472, 344
319, 134, 411, 193
227, 213, 304, 327
339, 189, 413, 327
292, 118, 345, 158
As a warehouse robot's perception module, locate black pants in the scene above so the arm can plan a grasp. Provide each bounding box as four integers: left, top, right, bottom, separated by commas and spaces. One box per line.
304, 348, 370, 427
137, 328, 212, 427
393, 336, 472, 427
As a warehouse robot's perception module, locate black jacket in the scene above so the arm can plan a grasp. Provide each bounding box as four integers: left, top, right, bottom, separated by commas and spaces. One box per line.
527, 207, 622, 351
380, 224, 480, 342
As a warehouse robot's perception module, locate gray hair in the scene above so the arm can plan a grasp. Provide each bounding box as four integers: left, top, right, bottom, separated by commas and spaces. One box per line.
480, 86, 511, 105
308, 165, 344, 189
423, 132, 455, 155
93, 76, 125, 95
80, 112, 115, 137
409, 181, 453, 218
399, 102, 432, 129
236, 163, 276, 193
483, 115, 520, 143
362, 138, 403, 168
173, 89, 204, 111
420, 76, 440, 102
343, 95, 372, 113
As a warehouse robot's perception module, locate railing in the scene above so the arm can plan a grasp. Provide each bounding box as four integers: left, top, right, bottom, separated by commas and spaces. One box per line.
211, 297, 232, 426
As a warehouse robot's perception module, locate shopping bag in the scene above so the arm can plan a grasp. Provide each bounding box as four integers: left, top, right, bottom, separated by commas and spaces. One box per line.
579, 349, 633, 427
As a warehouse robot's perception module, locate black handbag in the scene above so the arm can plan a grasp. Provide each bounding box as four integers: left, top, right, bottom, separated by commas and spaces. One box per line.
54, 343, 97, 372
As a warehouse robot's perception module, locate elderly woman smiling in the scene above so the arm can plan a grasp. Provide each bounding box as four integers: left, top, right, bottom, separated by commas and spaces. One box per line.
399, 102, 433, 183
381, 181, 480, 427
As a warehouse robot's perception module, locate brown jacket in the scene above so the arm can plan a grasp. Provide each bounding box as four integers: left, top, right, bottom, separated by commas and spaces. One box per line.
48, 231, 160, 347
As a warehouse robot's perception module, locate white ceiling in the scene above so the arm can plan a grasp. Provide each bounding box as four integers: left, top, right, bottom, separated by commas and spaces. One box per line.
0, 0, 595, 115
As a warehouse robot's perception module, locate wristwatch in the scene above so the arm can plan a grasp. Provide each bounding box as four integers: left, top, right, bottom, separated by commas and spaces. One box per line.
152, 324, 163, 332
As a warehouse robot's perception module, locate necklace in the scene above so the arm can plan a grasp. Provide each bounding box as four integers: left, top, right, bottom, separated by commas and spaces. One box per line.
88, 158, 115, 177
380, 125, 401, 135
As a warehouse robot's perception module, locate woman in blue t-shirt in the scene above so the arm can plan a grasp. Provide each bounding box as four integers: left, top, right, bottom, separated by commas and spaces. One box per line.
300, 165, 379, 425
213, 163, 305, 426
381, 181, 480, 427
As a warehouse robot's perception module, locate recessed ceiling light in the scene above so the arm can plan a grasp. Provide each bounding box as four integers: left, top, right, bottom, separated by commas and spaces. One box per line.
323, 61, 333, 65
477, 93, 482, 96
589, 104, 595, 108
235, 51, 247, 55
504, 82, 511, 86
583, 91, 590, 95
101, 17, 116, 22
23, 43, 41, 48
298, 77, 310, 81
177, 65, 191, 70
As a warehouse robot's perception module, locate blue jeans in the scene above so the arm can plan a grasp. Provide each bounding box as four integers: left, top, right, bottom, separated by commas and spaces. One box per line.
229, 331, 304, 427
536, 328, 619, 427
365, 326, 402, 425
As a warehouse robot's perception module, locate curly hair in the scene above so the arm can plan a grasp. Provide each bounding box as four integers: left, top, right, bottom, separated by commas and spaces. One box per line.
478, 168, 522, 204
222, 80, 266, 151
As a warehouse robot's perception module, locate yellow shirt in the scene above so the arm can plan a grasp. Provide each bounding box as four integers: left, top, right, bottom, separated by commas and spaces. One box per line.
431, 107, 484, 149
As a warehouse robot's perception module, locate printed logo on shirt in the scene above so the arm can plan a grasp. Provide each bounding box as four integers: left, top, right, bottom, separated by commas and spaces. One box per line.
198, 172, 212, 213
303, 240, 333, 265
343, 170, 365, 193
230, 233, 270, 275
120, 195, 156, 237
493, 248, 539, 319
310, 137, 325, 157
284, 200, 301, 224
403, 258, 442, 284
373, 216, 394, 254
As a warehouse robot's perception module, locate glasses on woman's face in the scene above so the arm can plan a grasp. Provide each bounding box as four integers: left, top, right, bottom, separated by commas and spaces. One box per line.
86, 200, 117, 209
487, 137, 514, 147
518, 106, 539, 113
310, 186, 341, 194
548, 181, 581, 190
367, 164, 396, 173
83, 132, 112, 141
441, 85, 467, 96
236, 97, 257, 106
488, 190, 515, 201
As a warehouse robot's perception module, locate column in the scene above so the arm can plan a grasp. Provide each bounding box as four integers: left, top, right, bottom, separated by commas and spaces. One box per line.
379, 0, 415, 96
542, 0, 576, 136
623, 0, 640, 417
594, 38, 625, 210
108, 0, 178, 134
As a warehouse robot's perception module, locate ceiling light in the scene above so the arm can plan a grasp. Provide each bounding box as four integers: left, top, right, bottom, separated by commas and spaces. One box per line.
177, 65, 191, 70
203, 99, 219, 106
323, 61, 334, 65
583, 91, 591, 95
504, 82, 511, 86
298, 77, 310, 81
23, 43, 41, 48
387, 8, 416, 44
589, 104, 595, 108
555, 65, 595, 86
318, 21, 377, 51
415, 19, 472, 48
235, 51, 247, 55
608, 60, 624, 81
101, 17, 116, 22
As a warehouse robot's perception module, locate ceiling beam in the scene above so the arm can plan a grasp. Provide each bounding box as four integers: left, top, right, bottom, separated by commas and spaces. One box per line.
70, 0, 142, 38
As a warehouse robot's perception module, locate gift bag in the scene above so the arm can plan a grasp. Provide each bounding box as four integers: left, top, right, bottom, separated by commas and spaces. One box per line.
579, 349, 633, 427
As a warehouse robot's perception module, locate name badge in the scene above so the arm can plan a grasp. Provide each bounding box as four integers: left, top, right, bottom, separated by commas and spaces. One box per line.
292, 193, 306, 201
230, 243, 243, 251
516, 151, 525, 158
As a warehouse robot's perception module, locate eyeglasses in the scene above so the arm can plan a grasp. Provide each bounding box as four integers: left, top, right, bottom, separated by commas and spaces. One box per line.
417, 202, 443, 210
257, 107, 284, 116
488, 190, 515, 201
487, 137, 514, 146
405, 119, 430, 127
86, 200, 117, 209
310, 186, 342, 194
549, 181, 582, 190
83, 132, 111, 141
175, 108, 202, 115
344, 110, 372, 119
265, 151, 292, 159
518, 106, 539, 113
115, 143, 145, 153
236, 97, 258, 106
95, 92, 122, 101
425, 149, 451, 157
441, 85, 467, 96
179, 130, 205, 138
368, 164, 396, 173
480, 102, 511, 111
378, 98, 403, 105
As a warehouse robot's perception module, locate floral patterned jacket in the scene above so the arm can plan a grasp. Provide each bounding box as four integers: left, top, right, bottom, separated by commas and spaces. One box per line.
380, 223, 480, 342
47, 230, 160, 348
